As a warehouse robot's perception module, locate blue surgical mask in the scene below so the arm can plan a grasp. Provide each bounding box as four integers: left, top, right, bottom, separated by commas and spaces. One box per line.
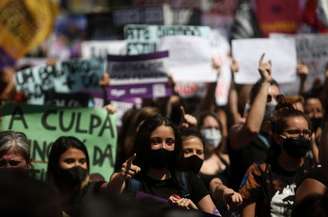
200, 128, 222, 148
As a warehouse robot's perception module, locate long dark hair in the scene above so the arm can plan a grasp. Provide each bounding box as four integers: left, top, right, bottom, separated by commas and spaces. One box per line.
46, 136, 89, 185
134, 114, 182, 174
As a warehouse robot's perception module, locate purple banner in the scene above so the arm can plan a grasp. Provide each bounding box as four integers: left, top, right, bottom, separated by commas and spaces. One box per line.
106, 82, 172, 100
107, 51, 169, 85
107, 50, 168, 62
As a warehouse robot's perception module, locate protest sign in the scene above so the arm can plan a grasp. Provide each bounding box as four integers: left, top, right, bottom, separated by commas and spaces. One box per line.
159, 35, 217, 82
81, 41, 127, 59
124, 24, 211, 54
0, 104, 117, 181
295, 34, 328, 90
106, 82, 172, 100
232, 38, 297, 84
15, 58, 106, 104
107, 51, 171, 99
271, 33, 328, 92
0, 0, 58, 68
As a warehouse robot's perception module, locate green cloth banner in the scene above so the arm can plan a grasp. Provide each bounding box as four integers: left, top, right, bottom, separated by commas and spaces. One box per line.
0, 103, 117, 181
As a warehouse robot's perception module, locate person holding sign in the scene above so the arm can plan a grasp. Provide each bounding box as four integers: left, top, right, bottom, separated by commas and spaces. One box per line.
46, 136, 109, 217
229, 54, 281, 190
109, 115, 220, 215
0, 131, 31, 169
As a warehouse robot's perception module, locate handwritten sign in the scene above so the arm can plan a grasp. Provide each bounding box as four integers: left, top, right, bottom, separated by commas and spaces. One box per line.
15, 58, 106, 104
232, 38, 297, 84
159, 35, 217, 82
107, 51, 171, 99
271, 33, 328, 92
0, 104, 117, 181
124, 24, 211, 54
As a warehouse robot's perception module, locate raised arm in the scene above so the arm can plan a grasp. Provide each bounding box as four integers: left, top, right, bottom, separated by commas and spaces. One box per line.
230, 54, 272, 149
297, 63, 309, 96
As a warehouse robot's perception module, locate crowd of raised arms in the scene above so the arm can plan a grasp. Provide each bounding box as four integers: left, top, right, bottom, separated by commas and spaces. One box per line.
1, 1, 328, 217
1, 52, 328, 217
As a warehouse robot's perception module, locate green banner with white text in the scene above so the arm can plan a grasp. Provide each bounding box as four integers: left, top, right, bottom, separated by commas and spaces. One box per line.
0, 103, 117, 181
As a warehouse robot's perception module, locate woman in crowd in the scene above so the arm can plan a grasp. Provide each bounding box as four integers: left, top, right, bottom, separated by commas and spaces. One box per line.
114, 106, 159, 172
295, 91, 328, 204
180, 127, 242, 213
228, 54, 281, 190
239, 100, 314, 217
109, 115, 220, 215
0, 130, 30, 169
198, 112, 230, 179
46, 136, 108, 216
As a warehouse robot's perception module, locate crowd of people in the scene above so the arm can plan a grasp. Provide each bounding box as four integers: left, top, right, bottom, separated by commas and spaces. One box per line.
1, 51, 328, 217
1, 1, 328, 217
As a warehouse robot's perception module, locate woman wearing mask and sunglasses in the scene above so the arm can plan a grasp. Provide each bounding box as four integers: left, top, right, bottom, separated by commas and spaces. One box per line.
239, 100, 315, 217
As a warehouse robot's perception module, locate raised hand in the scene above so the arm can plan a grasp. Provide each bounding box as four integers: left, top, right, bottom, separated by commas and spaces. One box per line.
104, 104, 117, 114
212, 55, 222, 71
180, 106, 197, 128
121, 153, 141, 179
297, 63, 309, 79
99, 72, 110, 87
258, 53, 272, 82
231, 58, 239, 74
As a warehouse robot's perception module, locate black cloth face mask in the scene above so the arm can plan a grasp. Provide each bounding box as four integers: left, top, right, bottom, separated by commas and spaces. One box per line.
147, 149, 175, 169
282, 135, 311, 158
57, 167, 88, 187
178, 155, 203, 174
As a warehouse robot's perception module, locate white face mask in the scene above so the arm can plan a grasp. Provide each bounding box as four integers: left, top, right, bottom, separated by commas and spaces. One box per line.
200, 128, 222, 148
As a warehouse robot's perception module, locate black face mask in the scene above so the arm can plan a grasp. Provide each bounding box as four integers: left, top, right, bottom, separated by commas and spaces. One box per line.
58, 167, 88, 187
178, 155, 203, 174
147, 149, 175, 169
282, 136, 311, 158
311, 117, 323, 131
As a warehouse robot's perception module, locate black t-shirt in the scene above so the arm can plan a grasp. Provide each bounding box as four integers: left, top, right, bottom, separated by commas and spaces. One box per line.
128, 171, 209, 204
